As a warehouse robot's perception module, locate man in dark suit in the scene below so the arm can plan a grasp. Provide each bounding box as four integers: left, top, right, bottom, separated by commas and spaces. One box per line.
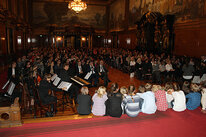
75, 61, 85, 78
7, 61, 19, 84
97, 60, 110, 87
59, 63, 79, 100
85, 61, 98, 87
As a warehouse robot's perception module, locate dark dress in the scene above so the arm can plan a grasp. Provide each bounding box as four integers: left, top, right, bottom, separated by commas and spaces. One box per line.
38, 80, 58, 105
77, 94, 92, 115
106, 92, 123, 117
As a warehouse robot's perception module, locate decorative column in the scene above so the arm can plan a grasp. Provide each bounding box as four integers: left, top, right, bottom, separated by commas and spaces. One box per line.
90, 34, 93, 49
63, 36, 65, 47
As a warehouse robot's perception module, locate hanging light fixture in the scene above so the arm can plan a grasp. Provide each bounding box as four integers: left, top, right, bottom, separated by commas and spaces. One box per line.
68, 0, 87, 13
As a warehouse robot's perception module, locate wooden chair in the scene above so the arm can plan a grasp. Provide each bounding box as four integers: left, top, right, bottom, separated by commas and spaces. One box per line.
20, 83, 34, 116
32, 87, 56, 118
55, 90, 76, 113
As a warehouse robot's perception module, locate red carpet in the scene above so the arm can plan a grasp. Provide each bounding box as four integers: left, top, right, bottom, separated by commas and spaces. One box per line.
0, 108, 206, 137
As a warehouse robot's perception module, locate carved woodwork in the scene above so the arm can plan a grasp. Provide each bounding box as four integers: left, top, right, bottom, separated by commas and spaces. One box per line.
0, 97, 22, 128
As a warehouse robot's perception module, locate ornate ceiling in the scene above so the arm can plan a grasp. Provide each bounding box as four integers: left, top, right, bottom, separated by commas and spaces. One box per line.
33, 0, 116, 6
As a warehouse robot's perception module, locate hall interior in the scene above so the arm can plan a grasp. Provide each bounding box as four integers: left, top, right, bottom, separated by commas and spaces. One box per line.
1, 0, 206, 128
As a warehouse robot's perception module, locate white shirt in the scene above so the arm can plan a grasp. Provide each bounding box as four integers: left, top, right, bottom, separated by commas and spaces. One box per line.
12, 68, 15, 76
172, 90, 186, 112
90, 65, 95, 74
130, 61, 136, 66
166, 93, 173, 103
78, 65, 82, 73
201, 88, 206, 110
165, 64, 173, 72
159, 64, 166, 72
100, 65, 104, 72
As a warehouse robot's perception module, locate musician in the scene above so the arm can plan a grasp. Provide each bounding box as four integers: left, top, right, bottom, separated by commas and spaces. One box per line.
38, 74, 58, 115
23, 61, 32, 79
7, 61, 19, 84
85, 61, 98, 87
97, 60, 110, 87
54, 59, 62, 76
59, 63, 79, 100
75, 61, 85, 78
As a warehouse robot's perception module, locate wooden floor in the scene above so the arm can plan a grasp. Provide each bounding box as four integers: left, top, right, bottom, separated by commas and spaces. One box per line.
22, 67, 145, 124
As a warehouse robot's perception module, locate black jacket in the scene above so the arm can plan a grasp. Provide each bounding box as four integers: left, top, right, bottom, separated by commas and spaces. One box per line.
59, 68, 73, 82
106, 92, 122, 117
75, 65, 85, 76
85, 64, 97, 74
96, 65, 108, 74
77, 94, 92, 115
7, 67, 19, 84
38, 80, 58, 104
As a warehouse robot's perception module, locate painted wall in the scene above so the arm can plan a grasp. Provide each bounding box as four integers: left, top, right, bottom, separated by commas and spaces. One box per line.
33, 2, 106, 30
109, 0, 125, 31
126, 0, 206, 57
129, 0, 206, 28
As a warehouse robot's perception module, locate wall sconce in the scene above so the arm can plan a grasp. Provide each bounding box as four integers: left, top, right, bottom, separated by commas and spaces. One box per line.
126, 38, 131, 44
1, 37, 5, 40
108, 39, 111, 44
56, 36, 62, 41
81, 37, 86, 41
28, 38, 31, 43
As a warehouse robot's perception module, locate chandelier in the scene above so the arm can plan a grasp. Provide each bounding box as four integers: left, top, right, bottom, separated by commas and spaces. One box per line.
68, 0, 87, 13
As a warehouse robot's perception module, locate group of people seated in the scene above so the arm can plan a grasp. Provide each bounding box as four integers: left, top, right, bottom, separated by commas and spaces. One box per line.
77, 81, 206, 118
104, 49, 206, 84
5, 47, 206, 117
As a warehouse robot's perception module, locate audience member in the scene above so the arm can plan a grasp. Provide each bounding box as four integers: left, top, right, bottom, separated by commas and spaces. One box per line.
77, 86, 92, 115
106, 83, 122, 117
186, 84, 201, 110
122, 85, 142, 117
92, 86, 108, 116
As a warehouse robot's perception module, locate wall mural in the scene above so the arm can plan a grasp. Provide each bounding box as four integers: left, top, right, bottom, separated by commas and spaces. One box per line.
109, 0, 125, 30
129, 0, 206, 28
33, 2, 106, 29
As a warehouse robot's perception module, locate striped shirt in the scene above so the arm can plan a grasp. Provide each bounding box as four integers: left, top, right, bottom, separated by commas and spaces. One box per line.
122, 94, 142, 117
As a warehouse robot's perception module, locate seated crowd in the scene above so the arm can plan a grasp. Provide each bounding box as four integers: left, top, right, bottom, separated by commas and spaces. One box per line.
6, 47, 206, 117
78, 82, 206, 117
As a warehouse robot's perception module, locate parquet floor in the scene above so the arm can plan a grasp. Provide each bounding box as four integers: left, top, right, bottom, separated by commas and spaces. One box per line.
22, 67, 145, 124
